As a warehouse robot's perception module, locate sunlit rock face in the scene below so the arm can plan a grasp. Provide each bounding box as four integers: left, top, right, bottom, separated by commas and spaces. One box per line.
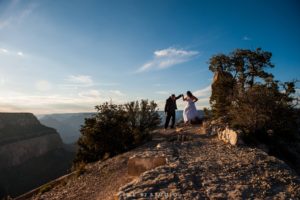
0, 112, 63, 168
0, 134, 63, 168
0, 113, 74, 198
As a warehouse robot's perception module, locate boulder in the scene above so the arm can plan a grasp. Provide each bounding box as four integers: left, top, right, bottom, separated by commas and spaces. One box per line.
202, 119, 226, 136
127, 156, 166, 176
218, 127, 241, 146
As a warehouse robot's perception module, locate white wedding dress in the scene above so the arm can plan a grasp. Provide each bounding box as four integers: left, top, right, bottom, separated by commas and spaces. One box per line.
183, 98, 198, 123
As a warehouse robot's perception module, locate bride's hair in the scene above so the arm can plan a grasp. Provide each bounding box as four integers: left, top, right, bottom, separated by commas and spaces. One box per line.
187, 91, 193, 98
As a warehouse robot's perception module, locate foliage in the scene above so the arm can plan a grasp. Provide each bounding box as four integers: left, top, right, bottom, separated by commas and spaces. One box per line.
203, 107, 212, 119
38, 183, 53, 194
208, 48, 300, 173
73, 162, 87, 177
208, 48, 299, 139
74, 100, 160, 164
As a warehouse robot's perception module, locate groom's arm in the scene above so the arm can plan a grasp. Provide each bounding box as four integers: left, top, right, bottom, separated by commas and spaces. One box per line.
175, 94, 183, 100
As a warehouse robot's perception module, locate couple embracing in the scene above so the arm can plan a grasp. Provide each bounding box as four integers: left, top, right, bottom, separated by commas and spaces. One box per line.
164, 91, 198, 129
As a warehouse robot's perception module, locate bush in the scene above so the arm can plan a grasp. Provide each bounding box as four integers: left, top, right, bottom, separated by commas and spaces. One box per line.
208, 48, 300, 173
38, 183, 53, 194
208, 48, 299, 139
74, 100, 160, 164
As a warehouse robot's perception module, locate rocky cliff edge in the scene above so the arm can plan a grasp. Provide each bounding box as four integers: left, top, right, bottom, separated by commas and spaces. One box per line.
24, 126, 300, 200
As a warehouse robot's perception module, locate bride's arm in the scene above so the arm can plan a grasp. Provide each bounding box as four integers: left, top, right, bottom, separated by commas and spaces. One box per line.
193, 96, 198, 102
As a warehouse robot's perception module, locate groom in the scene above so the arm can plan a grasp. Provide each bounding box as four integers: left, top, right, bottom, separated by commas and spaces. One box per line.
164, 94, 183, 129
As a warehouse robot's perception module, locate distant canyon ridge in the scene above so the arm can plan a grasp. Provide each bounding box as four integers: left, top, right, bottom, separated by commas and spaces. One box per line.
0, 113, 75, 198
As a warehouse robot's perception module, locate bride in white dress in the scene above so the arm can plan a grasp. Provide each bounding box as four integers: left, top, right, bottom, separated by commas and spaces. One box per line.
182, 91, 198, 124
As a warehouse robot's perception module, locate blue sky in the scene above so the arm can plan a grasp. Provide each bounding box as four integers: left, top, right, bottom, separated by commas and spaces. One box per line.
0, 0, 299, 114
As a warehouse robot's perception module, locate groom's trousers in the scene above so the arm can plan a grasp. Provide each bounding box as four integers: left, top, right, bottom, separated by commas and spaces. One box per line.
165, 111, 176, 129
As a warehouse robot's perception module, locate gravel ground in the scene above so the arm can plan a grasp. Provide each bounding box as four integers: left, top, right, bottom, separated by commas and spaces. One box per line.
31, 126, 300, 200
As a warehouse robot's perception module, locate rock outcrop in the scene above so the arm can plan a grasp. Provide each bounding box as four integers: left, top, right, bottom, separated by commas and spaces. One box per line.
0, 113, 59, 145
0, 113, 74, 198
0, 113, 63, 169
29, 126, 300, 200
127, 156, 166, 176
0, 134, 62, 168
217, 127, 241, 146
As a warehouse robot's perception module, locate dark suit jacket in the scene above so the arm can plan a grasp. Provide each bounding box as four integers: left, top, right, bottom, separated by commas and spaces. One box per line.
164, 95, 182, 113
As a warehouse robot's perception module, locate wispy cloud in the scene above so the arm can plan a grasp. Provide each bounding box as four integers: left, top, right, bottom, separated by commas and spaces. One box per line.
97, 82, 119, 86
35, 80, 52, 91
0, 47, 25, 57
137, 47, 199, 72
109, 90, 124, 96
0, 91, 106, 114
78, 89, 101, 98
17, 51, 24, 56
0, 77, 7, 85
242, 36, 251, 41
0, 1, 37, 29
193, 85, 211, 97
0, 48, 9, 54
64, 75, 94, 87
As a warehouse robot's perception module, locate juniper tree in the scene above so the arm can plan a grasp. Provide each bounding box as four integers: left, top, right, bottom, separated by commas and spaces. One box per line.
74, 100, 160, 165
208, 48, 298, 137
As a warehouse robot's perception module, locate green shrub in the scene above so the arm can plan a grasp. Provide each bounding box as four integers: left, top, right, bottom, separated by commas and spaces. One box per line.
208, 48, 299, 139
73, 100, 160, 164
38, 183, 53, 194
207, 48, 300, 173
72, 161, 87, 176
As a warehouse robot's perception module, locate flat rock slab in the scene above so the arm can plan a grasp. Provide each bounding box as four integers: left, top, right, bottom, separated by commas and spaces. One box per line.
127, 156, 166, 176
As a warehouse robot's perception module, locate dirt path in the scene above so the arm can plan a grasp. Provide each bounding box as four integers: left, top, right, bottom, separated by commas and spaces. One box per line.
31, 126, 300, 200
119, 127, 300, 199
31, 139, 161, 200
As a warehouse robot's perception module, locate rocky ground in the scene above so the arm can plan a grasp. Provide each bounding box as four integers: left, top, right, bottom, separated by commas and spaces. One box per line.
29, 126, 300, 200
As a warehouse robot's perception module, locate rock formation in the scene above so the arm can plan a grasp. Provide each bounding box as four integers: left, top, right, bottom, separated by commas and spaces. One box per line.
26, 126, 300, 200
0, 113, 63, 168
0, 113, 74, 198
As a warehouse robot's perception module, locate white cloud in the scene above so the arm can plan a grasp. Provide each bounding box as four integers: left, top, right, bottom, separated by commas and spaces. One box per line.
0, 48, 8, 54
242, 36, 251, 41
78, 89, 101, 98
0, 92, 107, 114
109, 90, 124, 96
137, 47, 199, 72
0, 17, 12, 29
0, 77, 7, 85
65, 75, 93, 87
97, 82, 119, 86
0, 1, 37, 29
193, 85, 211, 97
0, 47, 26, 57
35, 80, 52, 91
295, 89, 300, 97
17, 51, 24, 56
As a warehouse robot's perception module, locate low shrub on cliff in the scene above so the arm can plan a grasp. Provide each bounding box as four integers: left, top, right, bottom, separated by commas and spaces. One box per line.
73, 100, 160, 165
